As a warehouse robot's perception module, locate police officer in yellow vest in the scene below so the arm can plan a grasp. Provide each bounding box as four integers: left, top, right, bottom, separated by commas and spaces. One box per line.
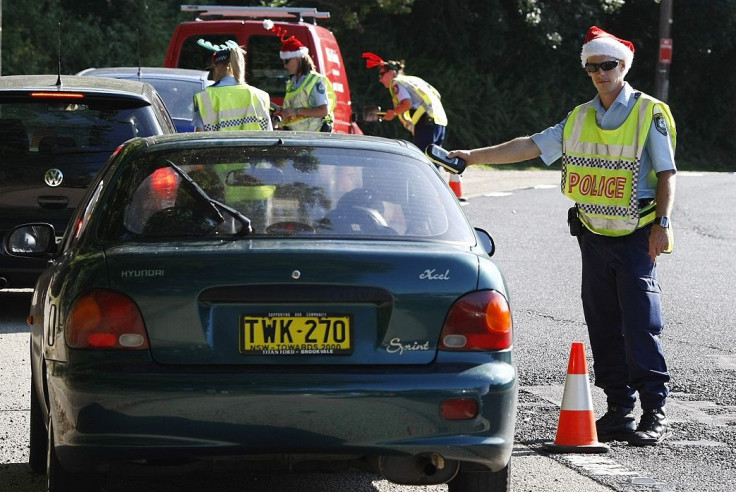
193, 40, 272, 132
448, 26, 676, 447
263, 20, 335, 132
363, 52, 448, 153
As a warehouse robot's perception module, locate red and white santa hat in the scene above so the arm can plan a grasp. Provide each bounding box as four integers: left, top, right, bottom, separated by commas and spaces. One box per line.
263, 19, 309, 60
580, 26, 635, 75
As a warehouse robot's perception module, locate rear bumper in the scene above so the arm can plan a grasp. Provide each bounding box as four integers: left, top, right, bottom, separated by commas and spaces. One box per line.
48, 359, 517, 473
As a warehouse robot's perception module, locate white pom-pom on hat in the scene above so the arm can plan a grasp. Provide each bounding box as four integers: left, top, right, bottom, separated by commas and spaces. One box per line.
580, 26, 635, 77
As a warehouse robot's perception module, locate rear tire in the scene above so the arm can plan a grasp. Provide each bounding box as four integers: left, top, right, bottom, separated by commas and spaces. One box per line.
47, 419, 106, 492
448, 460, 511, 492
29, 378, 47, 473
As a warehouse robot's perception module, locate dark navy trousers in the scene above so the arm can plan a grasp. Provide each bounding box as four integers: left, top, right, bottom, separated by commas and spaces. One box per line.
578, 226, 670, 410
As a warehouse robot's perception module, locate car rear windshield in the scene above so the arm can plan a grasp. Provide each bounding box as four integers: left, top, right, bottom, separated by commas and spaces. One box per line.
98, 145, 476, 244
0, 97, 157, 154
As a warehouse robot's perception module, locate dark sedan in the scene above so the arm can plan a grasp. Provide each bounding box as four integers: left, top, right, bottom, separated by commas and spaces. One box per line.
0, 74, 176, 290
5, 131, 517, 492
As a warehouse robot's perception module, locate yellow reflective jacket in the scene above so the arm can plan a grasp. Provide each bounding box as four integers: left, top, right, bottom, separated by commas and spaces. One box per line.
390, 75, 448, 134
282, 72, 336, 132
194, 84, 271, 131
561, 93, 676, 236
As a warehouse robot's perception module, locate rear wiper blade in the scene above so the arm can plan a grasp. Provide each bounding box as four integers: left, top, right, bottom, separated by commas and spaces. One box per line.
164, 160, 252, 235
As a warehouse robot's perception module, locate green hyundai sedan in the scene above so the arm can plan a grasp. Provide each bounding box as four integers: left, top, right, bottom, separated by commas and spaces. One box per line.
5, 132, 517, 492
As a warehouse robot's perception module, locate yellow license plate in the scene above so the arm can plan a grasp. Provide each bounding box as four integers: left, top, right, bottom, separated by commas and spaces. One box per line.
240, 313, 352, 355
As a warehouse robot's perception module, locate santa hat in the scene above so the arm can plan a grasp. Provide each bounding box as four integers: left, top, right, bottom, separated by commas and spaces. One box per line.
262, 19, 309, 60
580, 26, 635, 76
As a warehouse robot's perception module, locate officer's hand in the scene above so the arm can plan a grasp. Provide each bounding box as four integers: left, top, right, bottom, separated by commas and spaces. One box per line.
648, 224, 671, 262
383, 109, 396, 121
448, 150, 473, 165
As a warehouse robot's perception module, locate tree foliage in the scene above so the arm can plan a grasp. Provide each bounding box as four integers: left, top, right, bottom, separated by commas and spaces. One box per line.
3, 0, 734, 170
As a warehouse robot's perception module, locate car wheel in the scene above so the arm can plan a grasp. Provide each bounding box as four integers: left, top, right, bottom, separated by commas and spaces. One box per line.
447, 460, 511, 492
47, 419, 106, 492
29, 379, 47, 473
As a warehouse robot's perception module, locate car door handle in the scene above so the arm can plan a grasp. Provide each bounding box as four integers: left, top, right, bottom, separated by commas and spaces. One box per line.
37, 195, 69, 209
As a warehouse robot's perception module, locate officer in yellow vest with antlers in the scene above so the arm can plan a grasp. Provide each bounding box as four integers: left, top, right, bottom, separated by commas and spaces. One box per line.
193, 39, 272, 132
449, 26, 676, 447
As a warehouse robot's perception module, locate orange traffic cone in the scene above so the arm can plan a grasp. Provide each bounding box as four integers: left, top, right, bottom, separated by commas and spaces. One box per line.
448, 173, 465, 201
542, 342, 609, 453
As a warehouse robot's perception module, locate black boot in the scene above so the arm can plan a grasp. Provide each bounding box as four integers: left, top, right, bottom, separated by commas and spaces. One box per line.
596, 404, 635, 442
629, 407, 670, 446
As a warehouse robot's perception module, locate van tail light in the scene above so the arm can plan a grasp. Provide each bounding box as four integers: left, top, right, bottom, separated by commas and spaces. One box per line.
66, 290, 149, 350
439, 290, 512, 351
150, 167, 179, 201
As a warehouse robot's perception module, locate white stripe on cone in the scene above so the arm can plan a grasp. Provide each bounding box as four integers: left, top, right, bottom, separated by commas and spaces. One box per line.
559, 374, 594, 411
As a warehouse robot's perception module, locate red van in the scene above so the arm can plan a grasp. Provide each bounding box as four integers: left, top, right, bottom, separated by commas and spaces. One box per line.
164, 5, 362, 134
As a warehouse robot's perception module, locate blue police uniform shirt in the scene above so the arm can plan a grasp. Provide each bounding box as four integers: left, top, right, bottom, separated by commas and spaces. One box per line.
392, 82, 421, 110
290, 72, 329, 108
531, 82, 676, 200
192, 76, 238, 129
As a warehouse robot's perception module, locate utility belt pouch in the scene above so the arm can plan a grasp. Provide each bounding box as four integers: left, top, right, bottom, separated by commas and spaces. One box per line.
568, 206, 583, 236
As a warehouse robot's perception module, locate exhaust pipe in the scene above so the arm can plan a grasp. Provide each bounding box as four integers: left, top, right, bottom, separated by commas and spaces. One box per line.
378, 453, 459, 485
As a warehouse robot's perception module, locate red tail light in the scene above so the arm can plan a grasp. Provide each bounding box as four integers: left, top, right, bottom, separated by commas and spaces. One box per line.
150, 167, 179, 201
440, 398, 479, 420
66, 290, 149, 350
439, 290, 512, 351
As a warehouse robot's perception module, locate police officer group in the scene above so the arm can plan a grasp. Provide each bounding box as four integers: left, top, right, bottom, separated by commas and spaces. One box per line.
193, 20, 335, 133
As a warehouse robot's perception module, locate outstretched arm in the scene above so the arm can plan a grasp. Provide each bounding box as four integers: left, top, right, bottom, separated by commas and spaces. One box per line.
448, 137, 542, 166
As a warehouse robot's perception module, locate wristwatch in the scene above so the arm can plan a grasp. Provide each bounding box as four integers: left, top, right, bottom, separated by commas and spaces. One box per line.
655, 216, 670, 229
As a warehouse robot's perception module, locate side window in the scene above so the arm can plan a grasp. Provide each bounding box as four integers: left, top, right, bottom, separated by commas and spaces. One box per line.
152, 93, 176, 133
178, 34, 239, 70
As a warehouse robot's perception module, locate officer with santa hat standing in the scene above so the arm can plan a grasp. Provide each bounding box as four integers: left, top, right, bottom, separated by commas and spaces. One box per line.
263, 19, 335, 132
448, 26, 677, 446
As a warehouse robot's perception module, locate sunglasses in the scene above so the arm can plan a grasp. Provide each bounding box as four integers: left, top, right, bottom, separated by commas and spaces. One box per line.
584, 60, 620, 73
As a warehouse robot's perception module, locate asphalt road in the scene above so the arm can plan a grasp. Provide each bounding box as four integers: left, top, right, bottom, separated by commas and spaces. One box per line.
2, 169, 734, 491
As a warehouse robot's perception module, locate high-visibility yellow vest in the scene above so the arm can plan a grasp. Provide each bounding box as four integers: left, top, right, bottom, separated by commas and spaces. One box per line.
282, 72, 336, 132
390, 75, 448, 134
561, 93, 676, 236
194, 84, 271, 131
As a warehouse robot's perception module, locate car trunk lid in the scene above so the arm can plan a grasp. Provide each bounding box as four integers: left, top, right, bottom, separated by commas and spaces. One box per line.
104, 240, 479, 365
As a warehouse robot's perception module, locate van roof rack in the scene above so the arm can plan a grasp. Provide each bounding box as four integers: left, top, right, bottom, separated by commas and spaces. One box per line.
181, 5, 330, 24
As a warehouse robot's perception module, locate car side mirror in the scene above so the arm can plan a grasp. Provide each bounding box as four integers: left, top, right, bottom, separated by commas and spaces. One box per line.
3, 223, 57, 257
475, 227, 495, 257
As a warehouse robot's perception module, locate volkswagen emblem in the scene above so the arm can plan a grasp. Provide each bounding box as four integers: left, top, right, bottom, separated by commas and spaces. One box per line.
44, 168, 64, 187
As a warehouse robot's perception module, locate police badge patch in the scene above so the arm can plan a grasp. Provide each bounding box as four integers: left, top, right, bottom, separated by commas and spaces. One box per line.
654, 114, 668, 136
316, 81, 325, 94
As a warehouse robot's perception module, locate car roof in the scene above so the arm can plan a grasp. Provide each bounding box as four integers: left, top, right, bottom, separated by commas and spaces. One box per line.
0, 74, 159, 101
76, 67, 211, 82
134, 131, 424, 158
